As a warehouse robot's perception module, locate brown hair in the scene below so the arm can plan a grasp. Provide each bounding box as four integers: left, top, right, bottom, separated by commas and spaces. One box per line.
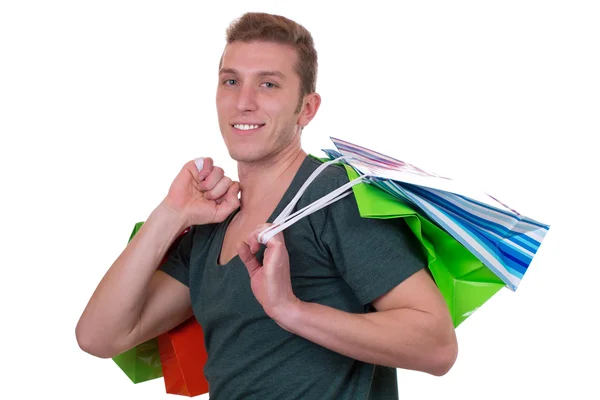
222, 12, 318, 113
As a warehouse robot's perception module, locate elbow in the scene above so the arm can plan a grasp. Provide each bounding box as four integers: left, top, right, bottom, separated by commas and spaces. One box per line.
423, 312, 459, 377
403, 317, 458, 377
428, 336, 458, 377
388, 325, 458, 376
75, 321, 120, 359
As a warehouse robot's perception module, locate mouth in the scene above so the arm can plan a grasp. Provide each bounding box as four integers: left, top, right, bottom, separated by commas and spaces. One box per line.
231, 123, 266, 135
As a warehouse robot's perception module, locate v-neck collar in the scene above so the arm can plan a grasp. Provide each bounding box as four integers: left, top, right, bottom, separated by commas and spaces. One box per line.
213, 154, 320, 267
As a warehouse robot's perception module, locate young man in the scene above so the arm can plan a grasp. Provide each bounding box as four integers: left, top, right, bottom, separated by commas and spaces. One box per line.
76, 12, 458, 399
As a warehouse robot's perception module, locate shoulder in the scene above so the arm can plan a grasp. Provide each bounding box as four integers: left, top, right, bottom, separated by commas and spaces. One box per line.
299, 156, 417, 246
292, 155, 368, 241
297, 155, 353, 207
184, 219, 222, 249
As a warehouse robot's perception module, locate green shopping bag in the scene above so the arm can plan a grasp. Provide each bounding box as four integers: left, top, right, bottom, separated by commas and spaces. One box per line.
343, 164, 506, 328
111, 222, 164, 383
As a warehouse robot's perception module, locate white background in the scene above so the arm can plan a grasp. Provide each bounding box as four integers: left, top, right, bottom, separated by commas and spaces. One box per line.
1, 1, 598, 399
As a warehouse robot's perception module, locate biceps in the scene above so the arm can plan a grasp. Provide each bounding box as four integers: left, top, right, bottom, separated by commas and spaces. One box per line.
129, 271, 194, 348
371, 268, 447, 315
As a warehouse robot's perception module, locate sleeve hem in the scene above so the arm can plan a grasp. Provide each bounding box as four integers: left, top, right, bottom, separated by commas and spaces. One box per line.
158, 261, 189, 287
358, 265, 424, 306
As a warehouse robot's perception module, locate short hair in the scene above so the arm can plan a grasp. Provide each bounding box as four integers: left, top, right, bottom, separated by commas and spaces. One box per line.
222, 12, 318, 113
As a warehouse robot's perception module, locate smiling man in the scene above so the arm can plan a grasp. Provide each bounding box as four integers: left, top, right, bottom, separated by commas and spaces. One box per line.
76, 12, 458, 400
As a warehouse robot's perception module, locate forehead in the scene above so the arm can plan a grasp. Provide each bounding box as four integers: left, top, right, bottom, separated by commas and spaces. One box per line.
220, 41, 298, 76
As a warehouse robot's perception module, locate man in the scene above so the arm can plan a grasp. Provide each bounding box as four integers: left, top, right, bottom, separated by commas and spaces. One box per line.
76, 12, 457, 399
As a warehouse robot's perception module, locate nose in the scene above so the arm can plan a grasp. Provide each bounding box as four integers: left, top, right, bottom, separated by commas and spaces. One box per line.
236, 83, 258, 112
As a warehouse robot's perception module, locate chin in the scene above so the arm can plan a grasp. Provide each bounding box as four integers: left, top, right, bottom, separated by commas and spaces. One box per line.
227, 146, 265, 163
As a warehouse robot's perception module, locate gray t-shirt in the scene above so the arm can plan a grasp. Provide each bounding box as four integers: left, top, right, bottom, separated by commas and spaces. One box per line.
160, 154, 426, 400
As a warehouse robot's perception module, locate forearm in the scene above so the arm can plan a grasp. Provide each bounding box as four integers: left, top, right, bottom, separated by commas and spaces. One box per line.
277, 300, 457, 376
76, 202, 187, 348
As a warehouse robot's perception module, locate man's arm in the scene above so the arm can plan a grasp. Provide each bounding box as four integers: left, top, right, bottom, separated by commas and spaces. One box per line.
238, 223, 458, 377
274, 268, 457, 376
76, 157, 241, 359
75, 203, 193, 359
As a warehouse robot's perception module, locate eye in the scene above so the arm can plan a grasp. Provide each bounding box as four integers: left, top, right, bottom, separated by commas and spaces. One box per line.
223, 79, 237, 86
261, 82, 277, 89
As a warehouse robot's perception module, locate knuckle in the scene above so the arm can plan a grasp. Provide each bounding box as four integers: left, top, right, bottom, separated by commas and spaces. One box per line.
200, 181, 212, 191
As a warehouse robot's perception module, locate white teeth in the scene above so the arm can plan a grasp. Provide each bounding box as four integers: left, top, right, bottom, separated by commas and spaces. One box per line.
233, 124, 261, 130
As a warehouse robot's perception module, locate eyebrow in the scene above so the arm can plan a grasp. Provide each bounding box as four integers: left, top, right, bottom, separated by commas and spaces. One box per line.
219, 68, 286, 81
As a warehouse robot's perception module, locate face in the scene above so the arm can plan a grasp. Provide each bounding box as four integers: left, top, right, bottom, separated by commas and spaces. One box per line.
216, 41, 314, 163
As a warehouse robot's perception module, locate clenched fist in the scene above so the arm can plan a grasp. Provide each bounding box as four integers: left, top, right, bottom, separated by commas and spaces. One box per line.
162, 157, 240, 226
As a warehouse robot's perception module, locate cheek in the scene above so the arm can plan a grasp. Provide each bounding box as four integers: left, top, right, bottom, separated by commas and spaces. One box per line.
216, 102, 233, 126
215, 97, 231, 127
216, 89, 235, 109
262, 95, 294, 117
215, 95, 226, 111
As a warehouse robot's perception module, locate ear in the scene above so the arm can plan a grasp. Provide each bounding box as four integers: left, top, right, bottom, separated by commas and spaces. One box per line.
297, 92, 321, 128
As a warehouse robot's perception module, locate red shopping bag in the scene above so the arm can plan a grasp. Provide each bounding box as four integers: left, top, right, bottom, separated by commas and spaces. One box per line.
158, 317, 209, 397
156, 223, 209, 397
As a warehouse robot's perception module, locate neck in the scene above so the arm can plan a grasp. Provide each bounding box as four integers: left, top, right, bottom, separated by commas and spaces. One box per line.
236, 143, 307, 215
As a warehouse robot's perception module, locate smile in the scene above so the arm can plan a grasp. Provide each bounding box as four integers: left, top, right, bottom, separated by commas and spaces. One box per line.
232, 124, 265, 131
231, 123, 266, 136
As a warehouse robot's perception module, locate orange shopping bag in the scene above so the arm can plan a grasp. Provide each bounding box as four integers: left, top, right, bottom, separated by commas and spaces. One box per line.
158, 317, 209, 397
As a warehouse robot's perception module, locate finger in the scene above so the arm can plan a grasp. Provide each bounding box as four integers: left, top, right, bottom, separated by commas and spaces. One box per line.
253, 223, 280, 247
199, 166, 224, 191
214, 182, 240, 219
247, 228, 262, 254
251, 223, 276, 251
193, 157, 213, 182
215, 182, 240, 220
264, 229, 285, 248
221, 181, 241, 207
205, 176, 232, 200
183, 158, 208, 182
236, 240, 262, 277
258, 230, 288, 275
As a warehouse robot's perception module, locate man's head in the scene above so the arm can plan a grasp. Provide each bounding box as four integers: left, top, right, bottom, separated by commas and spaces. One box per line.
216, 12, 321, 163
221, 12, 318, 113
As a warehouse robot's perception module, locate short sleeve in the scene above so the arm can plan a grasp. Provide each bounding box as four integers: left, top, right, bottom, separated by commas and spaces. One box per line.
322, 192, 427, 305
158, 226, 196, 287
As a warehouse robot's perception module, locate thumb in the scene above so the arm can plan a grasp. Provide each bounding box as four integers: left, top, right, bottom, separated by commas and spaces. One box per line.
214, 182, 240, 217
237, 240, 262, 277
226, 181, 241, 208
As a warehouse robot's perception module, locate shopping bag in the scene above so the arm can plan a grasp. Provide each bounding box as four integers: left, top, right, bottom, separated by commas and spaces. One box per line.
158, 316, 210, 397
323, 137, 550, 292
343, 163, 506, 327
111, 222, 164, 383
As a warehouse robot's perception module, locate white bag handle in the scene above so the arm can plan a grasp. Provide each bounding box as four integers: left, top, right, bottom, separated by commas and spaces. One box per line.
258, 155, 368, 244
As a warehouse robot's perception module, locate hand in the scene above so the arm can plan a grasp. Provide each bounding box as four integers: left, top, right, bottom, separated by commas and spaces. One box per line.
236, 224, 300, 322
162, 157, 240, 226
